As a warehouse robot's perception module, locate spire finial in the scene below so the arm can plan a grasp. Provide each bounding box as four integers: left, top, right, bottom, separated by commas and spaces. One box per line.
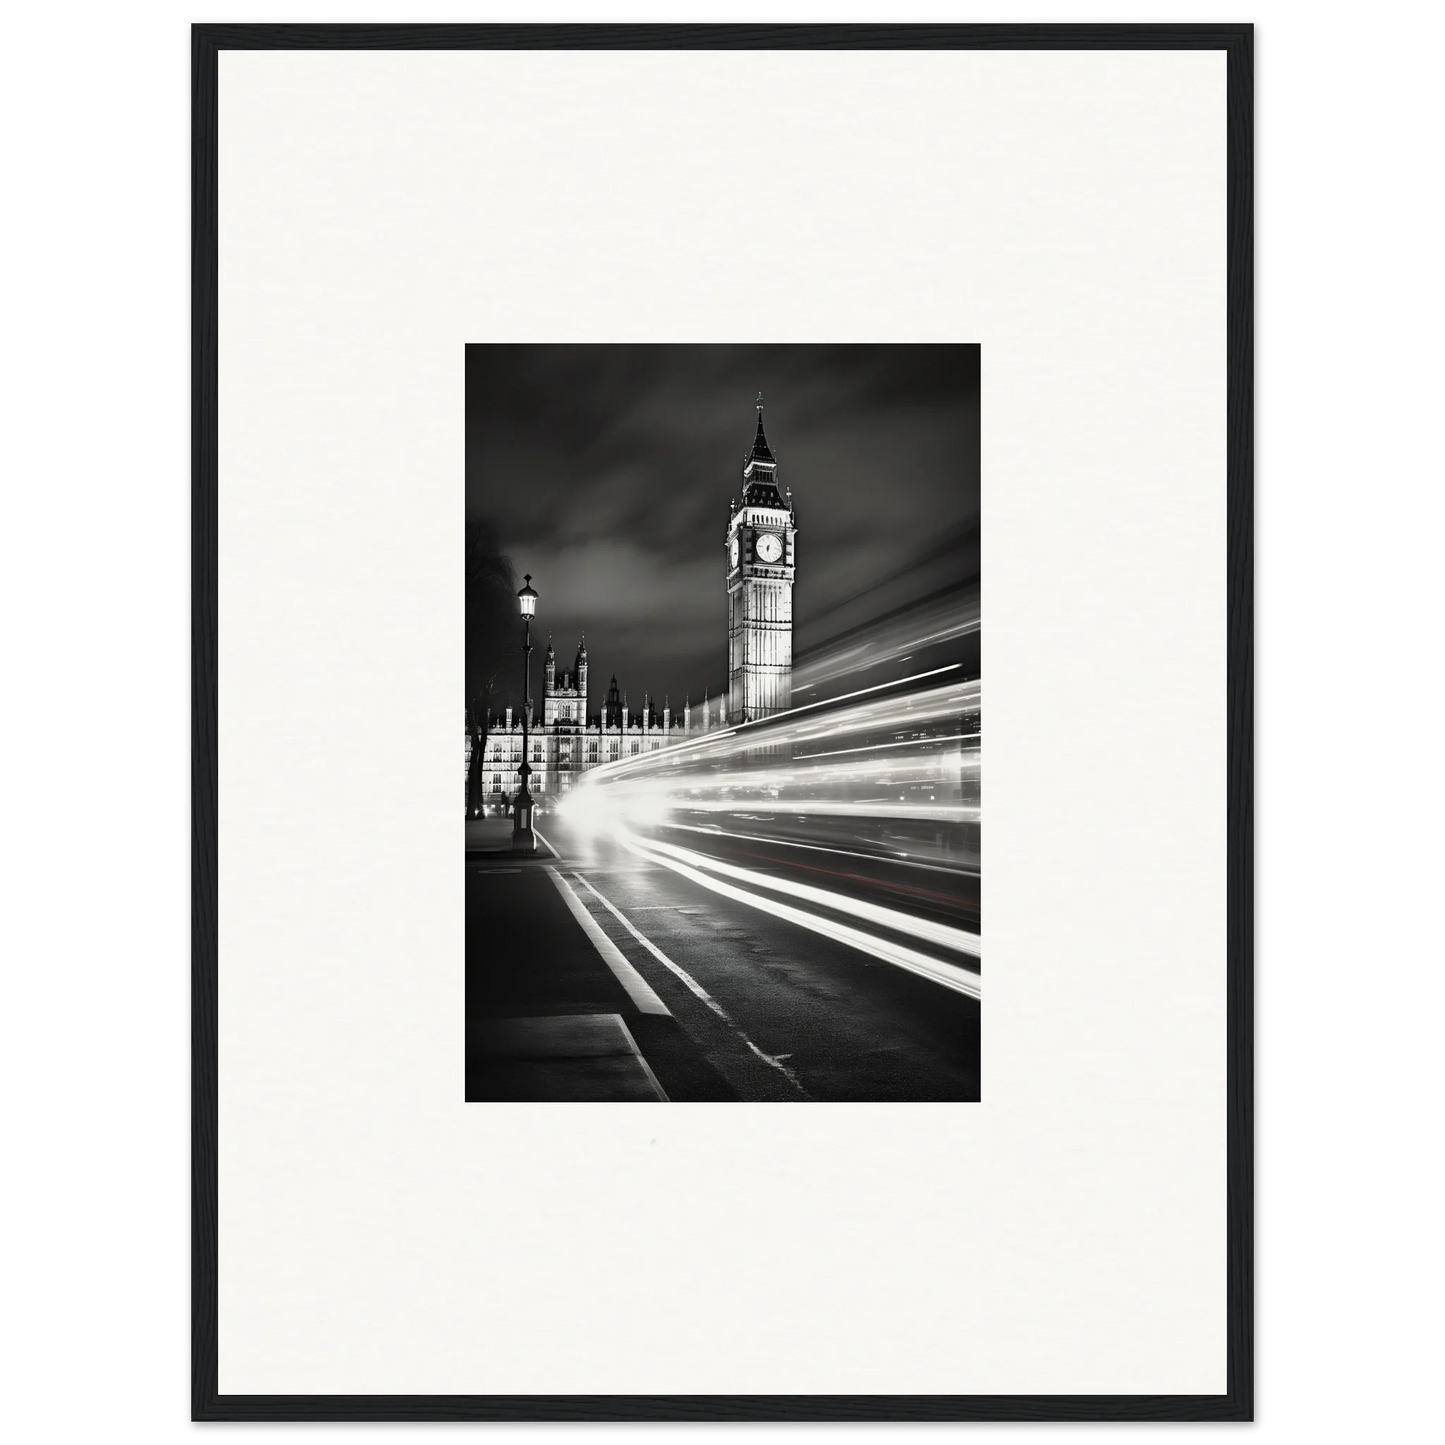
747, 399, 774, 466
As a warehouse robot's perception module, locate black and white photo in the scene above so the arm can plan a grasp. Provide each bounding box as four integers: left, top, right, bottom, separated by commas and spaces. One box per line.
465, 344, 981, 1101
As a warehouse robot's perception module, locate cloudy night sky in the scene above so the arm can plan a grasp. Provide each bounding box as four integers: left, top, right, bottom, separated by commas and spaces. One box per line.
466, 344, 979, 714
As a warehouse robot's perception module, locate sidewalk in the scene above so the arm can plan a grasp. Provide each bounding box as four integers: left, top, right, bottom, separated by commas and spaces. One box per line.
464, 853, 733, 1102
471, 1013, 667, 1102
465, 815, 555, 861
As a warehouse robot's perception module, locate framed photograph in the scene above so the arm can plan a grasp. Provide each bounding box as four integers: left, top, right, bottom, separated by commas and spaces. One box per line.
194, 23, 1251, 1421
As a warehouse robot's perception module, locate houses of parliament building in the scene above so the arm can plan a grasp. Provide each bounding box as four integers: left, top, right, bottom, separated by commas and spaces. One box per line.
465, 638, 709, 807
466, 401, 797, 808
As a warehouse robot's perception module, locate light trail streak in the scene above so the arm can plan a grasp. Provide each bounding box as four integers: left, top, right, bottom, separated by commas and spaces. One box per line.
625, 829, 981, 960
792, 584, 980, 692
564, 783, 979, 828
573, 687, 979, 786
777, 681, 977, 742
550, 658, 983, 1006
556, 668, 983, 965
664, 822, 981, 876
676, 833, 975, 908
658, 800, 980, 822
617, 828, 981, 1001
565, 759, 977, 829
589, 665, 970, 784
795, 617, 981, 690
794, 732, 980, 762
596, 726, 739, 775
752, 663, 963, 722
601, 753, 978, 799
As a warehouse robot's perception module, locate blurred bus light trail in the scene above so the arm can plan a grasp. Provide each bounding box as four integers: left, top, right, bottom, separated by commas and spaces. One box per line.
619, 827, 981, 959
664, 822, 981, 876
616, 829, 982, 1001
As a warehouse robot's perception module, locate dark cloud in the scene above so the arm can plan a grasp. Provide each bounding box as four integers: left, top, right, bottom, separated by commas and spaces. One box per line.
466, 344, 979, 712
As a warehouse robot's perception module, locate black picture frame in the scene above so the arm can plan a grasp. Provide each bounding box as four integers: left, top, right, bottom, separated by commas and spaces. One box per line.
193, 22, 1252, 1423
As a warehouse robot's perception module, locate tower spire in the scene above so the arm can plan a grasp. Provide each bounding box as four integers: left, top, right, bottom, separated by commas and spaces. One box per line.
748, 403, 774, 465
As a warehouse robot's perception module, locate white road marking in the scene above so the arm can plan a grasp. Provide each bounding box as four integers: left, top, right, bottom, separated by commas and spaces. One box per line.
545, 866, 671, 1016
570, 873, 724, 1013
746, 1040, 799, 1078
569, 872, 809, 1095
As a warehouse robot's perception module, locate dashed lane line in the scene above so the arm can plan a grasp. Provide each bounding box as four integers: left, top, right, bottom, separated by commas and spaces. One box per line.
570, 871, 810, 1097
570, 873, 724, 1013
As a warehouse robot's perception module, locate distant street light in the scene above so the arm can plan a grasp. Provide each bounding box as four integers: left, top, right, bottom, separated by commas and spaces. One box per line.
513, 575, 539, 851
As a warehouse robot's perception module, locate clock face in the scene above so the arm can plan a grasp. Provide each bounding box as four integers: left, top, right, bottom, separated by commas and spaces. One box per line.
756, 532, 783, 563
729, 537, 740, 568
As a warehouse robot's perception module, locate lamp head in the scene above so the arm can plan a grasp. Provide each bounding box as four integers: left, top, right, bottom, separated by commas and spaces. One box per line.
517, 574, 538, 618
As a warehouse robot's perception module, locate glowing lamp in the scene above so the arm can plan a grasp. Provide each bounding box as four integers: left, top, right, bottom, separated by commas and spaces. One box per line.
517, 575, 538, 618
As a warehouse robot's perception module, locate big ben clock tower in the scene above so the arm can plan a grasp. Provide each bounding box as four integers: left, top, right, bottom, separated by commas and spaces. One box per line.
727, 397, 797, 724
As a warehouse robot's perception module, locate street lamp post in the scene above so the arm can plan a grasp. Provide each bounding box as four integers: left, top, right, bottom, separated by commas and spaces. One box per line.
513, 574, 539, 851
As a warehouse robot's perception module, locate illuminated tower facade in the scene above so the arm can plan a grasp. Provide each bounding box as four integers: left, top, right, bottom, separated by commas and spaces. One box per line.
727, 398, 797, 723
542, 637, 587, 726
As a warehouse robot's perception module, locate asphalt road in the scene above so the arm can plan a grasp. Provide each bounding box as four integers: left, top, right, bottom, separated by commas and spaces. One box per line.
530, 814, 980, 1102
